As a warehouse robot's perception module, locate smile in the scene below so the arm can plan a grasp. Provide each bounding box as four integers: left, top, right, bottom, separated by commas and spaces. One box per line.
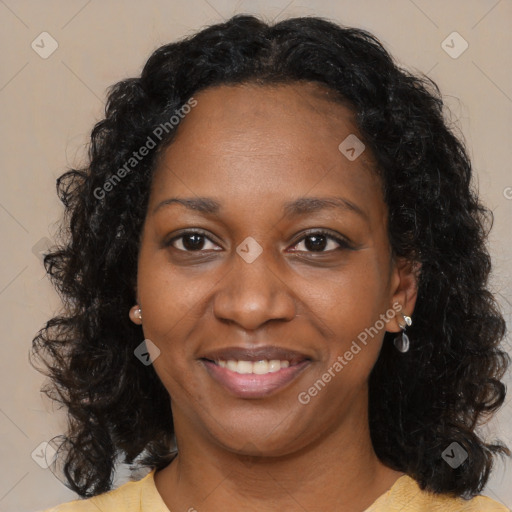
201, 357, 310, 398
215, 359, 291, 374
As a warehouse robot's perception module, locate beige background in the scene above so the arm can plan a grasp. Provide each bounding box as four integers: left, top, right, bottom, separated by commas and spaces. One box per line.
0, 1, 511, 511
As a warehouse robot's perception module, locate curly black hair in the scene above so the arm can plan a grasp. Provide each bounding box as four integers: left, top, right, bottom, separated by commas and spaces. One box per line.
31, 14, 509, 500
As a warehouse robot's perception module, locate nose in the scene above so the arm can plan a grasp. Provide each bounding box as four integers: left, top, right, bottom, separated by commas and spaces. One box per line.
212, 250, 297, 331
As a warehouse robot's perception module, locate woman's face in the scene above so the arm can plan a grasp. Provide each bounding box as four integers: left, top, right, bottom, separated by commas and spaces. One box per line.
135, 82, 416, 456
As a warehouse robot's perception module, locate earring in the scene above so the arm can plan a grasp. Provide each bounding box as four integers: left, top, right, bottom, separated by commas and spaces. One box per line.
129, 305, 142, 323
393, 312, 412, 353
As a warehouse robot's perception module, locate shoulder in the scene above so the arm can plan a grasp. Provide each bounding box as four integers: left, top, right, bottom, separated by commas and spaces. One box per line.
367, 474, 510, 512
41, 470, 158, 512
411, 492, 510, 511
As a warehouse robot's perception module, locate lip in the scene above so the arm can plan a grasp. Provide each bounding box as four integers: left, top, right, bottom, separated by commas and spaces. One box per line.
199, 345, 312, 399
202, 359, 311, 398
200, 345, 310, 365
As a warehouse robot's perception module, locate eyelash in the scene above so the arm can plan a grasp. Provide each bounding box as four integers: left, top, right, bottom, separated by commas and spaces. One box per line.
166, 229, 351, 253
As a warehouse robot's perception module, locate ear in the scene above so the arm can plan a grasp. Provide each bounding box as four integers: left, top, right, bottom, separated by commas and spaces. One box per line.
386, 257, 421, 333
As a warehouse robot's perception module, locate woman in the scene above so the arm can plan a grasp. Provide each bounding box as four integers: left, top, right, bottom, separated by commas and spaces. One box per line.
33, 14, 510, 512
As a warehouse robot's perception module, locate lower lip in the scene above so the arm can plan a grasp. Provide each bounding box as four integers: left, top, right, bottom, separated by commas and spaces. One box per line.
202, 360, 310, 399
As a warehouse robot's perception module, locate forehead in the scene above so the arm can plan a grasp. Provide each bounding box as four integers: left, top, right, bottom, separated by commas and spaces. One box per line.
150, 82, 385, 221
169, 82, 362, 154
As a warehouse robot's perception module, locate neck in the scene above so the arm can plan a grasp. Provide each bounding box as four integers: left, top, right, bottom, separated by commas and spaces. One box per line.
154, 392, 403, 512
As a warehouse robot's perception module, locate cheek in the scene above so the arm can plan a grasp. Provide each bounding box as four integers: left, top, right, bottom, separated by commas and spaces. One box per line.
304, 258, 387, 331
301, 256, 391, 389
135, 255, 224, 396
136, 249, 211, 335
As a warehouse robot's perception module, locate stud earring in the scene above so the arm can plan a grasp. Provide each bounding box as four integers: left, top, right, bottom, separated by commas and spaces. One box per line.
130, 305, 142, 323
393, 312, 412, 353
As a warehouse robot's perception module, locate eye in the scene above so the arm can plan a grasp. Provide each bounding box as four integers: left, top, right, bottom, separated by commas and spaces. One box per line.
167, 231, 221, 252
290, 230, 351, 253
165, 229, 351, 254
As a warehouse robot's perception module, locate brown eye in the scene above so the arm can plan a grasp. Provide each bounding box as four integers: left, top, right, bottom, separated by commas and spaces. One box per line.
291, 230, 351, 253
168, 231, 221, 252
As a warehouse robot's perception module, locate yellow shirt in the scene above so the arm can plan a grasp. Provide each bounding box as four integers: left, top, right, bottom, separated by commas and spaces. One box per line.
43, 470, 510, 511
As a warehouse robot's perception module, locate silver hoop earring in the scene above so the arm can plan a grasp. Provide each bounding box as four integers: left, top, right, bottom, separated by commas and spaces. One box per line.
393, 313, 412, 353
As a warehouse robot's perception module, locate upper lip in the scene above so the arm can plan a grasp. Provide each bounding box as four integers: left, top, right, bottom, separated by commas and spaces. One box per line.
200, 346, 311, 365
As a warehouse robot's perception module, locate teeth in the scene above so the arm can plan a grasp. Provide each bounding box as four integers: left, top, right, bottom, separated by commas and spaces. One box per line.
253, 360, 269, 374
217, 359, 292, 374
237, 361, 253, 374
226, 360, 238, 372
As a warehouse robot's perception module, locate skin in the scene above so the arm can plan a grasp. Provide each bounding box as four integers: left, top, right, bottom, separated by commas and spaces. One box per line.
129, 82, 418, 512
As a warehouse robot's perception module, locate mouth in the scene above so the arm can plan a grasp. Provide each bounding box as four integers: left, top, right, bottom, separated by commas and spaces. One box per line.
199, 346, 311, 398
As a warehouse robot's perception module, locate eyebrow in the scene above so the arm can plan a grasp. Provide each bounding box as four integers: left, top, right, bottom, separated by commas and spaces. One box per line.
153, 195, 368, 221
153, 197, 220, 215
282, 196, 367, 221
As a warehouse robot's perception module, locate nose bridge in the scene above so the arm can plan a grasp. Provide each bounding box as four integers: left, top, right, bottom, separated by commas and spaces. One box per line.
212, 243, 296, 330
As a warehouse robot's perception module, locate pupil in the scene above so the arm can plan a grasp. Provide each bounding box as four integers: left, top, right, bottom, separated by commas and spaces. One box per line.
305, 235, 326, 251
183, 234, 204, 251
